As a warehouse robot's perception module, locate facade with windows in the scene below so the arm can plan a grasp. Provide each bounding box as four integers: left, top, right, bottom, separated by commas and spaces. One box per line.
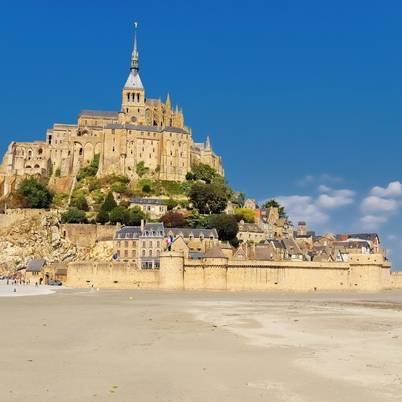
130, 197, 167, 219
114, 222, 164, 269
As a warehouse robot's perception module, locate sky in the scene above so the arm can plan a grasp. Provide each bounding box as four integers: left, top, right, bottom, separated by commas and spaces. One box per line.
0, 0, 401, 268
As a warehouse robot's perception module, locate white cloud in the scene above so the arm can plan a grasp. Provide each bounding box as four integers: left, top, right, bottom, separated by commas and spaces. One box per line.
361, 195, 400, 213
360, 214, 388, 230
316, 186, 355, 210
276, 195, 330, 225
297, 174, 343, 187
370, 181, 402, 198
359, 180, 402, 230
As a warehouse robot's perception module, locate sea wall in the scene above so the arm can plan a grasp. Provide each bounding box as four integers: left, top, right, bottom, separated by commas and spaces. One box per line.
66, 251, 395, 291
390, 272, 402, 289
66, 261, 158, 289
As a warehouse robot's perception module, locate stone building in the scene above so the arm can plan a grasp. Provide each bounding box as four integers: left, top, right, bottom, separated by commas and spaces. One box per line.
130, 197, 167, 219
114, 222, 164, 269
0, 26, 223, 196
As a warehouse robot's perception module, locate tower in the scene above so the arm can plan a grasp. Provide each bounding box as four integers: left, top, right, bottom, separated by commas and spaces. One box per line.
121, 22, 146, 124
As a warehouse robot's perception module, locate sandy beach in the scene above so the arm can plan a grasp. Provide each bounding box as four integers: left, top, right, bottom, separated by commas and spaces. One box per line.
0, 287, 401, 402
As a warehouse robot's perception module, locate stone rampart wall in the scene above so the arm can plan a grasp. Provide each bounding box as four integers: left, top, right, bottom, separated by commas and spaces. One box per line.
66, 261, 158, 289
61, 223, 120, 248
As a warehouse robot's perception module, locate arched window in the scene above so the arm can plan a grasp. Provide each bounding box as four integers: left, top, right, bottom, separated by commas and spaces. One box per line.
34, 164, 40, 169
149, 249, 153, 257
79, 148, 83, 156
142, 249, 146, 256
137, 93, 140, 102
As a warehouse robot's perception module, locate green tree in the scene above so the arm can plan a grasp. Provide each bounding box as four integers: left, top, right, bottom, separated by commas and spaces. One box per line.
109, 206, 129, 225
101, 191, 117, 213
206, 214, 239, 242
262, 199, 287, 218
166, 198, 178, 211
161, 211, 186, 228
142, 184, 151, 193
17, 177, 53, 209
191, 163, 217, 184
96, 209, 109, 224
70, 195, 89, 211
61, 207, 88, 224
127, 206, 147, 226
234, 207, 256, 223
189, 182, 228, 214
136, 161, 149, 177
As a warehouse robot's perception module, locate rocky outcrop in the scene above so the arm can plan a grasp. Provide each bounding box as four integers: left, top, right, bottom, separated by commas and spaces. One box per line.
0, 210, 108, 275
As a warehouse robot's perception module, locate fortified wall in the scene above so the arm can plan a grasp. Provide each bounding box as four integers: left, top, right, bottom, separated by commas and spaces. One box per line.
66, 251, 399, 291
61, 223, 120, 248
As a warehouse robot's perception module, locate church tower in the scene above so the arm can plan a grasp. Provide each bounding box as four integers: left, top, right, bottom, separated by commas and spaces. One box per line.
121, 23, 146, 125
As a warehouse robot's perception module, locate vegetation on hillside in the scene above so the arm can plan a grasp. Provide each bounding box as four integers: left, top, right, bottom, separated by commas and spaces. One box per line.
17, 177, 53, 209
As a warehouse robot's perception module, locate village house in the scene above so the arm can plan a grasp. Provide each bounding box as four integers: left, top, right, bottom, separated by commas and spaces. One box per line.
130, 197, 167, 219
237, 221, 266, 243
114, 222, 164, 269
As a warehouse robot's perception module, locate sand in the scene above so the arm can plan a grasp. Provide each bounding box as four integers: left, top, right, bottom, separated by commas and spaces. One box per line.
0, 287, 401, 402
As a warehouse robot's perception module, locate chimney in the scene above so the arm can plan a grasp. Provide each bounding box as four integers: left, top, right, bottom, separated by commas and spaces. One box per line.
141, 219, 145, 232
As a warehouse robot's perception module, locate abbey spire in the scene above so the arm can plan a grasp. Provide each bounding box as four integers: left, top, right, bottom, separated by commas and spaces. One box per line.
121, 22, 146, 124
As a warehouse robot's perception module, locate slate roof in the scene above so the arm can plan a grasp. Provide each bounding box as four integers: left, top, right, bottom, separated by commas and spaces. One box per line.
254, 246, 274, 260
166, 228, 218, 239
203, 246, 226, 259
124, 70, 144, 89
26, 258, 46, 273
130, 197, 166, 206
79, 110, 119, 118
116, 223, 164, 239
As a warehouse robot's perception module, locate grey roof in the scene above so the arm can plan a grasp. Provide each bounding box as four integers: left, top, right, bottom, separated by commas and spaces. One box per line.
203, 246, 226, 259
79, 110, 119, 118
254, 246, 274, 260
282, 239, 303, 255
26, 258, 46, 272
166, 228, 218, 239
337, 233, 379, 242
238, 223, 264, 233
116, 223, 164, 239
130, 198, 166, 206
189, 251, 204, 260
124, 70, 144, 89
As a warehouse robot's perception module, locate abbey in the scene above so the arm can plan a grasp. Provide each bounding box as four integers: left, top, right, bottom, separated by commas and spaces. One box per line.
0, 28, 223, 196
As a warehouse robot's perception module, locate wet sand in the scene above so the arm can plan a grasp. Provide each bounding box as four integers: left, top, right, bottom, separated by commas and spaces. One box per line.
0, 288, 402, 402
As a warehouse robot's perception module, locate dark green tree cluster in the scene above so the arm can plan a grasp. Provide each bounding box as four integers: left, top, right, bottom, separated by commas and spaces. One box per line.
96, 192, 147, 225
189, 182, 229, 214
17, 178, 53, 209
61, 207, 88, 224
186, 163, 218, 184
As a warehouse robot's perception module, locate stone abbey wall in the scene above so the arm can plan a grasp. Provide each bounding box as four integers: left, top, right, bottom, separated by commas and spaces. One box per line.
66, 251, 397, 292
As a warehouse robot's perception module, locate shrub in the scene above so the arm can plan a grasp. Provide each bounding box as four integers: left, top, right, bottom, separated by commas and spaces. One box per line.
61, 207, 88, 224
161, 211, 186, 228
52, 192, 68, 208
234, 208, 256, 223
136, 161, 149, 177
17, 178, 53, 209
70, 195, 89, 211
166, 198, 178, 211
206, 214, 238, 242
128, 206, 147, 226
142, 184, 151, 193
100, 191, 117, 213
109, 206, 129, 225
96, 209, 109, 224
189, 182, 228, 214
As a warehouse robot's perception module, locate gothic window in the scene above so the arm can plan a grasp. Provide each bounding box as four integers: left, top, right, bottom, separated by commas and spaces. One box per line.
79, 148, 83, 156
127, 93, 130, 102
137, 93, 140, 102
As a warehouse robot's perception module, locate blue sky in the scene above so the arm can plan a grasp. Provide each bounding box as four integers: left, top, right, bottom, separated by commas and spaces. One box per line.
1, 0, 401, 268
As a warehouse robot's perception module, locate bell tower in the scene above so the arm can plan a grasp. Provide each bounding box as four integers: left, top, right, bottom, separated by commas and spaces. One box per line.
121, 22, 146, 125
